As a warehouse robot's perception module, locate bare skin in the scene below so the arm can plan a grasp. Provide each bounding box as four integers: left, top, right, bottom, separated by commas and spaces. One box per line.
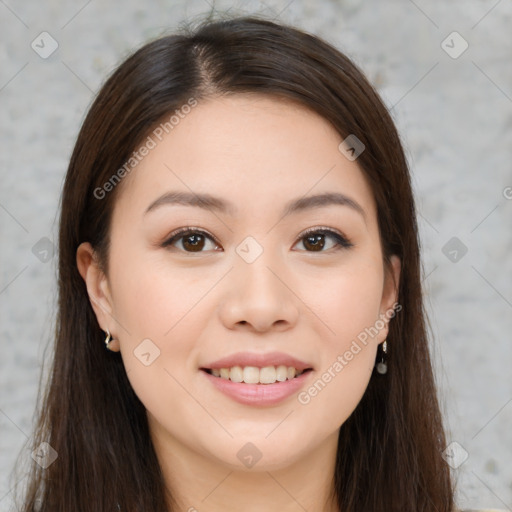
77, 93, 400, 511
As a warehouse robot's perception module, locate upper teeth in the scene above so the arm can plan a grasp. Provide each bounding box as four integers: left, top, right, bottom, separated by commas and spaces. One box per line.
211, 365, 304, 384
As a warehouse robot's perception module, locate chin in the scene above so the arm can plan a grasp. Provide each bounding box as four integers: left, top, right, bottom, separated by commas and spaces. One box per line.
205, 436, 307, 473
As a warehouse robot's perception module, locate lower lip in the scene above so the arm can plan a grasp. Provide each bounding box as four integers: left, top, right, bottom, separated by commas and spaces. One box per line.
200, 369, 313, 406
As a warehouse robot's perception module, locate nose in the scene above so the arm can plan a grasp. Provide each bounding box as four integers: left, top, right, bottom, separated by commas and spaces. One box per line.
218, 253, 300, 333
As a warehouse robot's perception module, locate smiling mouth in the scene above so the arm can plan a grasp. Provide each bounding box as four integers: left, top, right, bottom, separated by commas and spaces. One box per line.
201, 366, 313, 385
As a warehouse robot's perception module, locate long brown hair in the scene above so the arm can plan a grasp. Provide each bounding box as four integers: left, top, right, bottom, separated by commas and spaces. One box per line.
12, 12, 455, 512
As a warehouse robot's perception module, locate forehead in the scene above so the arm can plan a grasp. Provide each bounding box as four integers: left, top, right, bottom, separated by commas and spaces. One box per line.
112, 93, 377, 223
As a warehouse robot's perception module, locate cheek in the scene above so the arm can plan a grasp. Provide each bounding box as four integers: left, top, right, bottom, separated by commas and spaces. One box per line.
109, 242, 204, 341
299, 349, 375, 435
110, 234, 383, 443
110, 252, 211, 400
295, 259, 383, 424
305, 257, 384, 342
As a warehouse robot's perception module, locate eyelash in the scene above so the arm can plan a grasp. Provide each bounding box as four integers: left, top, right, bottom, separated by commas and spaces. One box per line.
161, 226, 353, 253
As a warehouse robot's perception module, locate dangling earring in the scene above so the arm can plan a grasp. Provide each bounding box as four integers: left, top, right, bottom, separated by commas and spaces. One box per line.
375, 340, 388, 374
104, 329, 114, 351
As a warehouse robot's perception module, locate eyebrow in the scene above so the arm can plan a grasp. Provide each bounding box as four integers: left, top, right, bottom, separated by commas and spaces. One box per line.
144, 190, 367, 222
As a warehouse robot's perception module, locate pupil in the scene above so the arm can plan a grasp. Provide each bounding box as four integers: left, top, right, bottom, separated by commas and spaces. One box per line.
305, 234, 324, 251
184, 234, 204, 252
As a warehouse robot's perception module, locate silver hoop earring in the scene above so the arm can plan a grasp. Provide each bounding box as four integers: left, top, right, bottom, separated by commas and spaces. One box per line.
375, 340, 388, 374
104, 329, 114, 351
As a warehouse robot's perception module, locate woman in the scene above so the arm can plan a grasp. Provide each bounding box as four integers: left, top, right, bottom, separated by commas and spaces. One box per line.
12, 13, 499, 512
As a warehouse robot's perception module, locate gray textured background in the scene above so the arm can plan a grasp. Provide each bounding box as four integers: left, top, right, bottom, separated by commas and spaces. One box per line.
1, 0, 511, 510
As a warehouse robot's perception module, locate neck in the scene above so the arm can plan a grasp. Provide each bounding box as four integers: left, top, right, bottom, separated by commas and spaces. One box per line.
150, 423, 340, 512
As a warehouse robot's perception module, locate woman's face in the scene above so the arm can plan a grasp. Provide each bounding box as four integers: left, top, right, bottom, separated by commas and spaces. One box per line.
78, 93, 400, 473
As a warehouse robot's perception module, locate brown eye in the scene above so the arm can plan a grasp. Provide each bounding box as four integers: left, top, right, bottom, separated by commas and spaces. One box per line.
303, 233, 327, 251
295, 228, 353, 252
162, 228, 220, 253
181, 233, 206, 252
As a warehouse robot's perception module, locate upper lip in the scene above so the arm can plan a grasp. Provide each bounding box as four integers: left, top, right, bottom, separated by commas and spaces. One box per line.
201, 351, 314, 371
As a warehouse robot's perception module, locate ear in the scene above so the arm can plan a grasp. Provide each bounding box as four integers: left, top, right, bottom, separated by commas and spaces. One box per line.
377, 254, 401, 343
76, 242, 120, 351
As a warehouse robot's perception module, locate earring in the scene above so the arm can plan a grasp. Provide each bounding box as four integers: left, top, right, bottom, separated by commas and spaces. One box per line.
375, 340, 388, 374
104, 329, 114, 351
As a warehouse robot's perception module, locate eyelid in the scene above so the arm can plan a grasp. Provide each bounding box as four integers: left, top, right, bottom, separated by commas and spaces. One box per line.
296, 226, 353, 249
162, 227, 222, 248
162, 226, 353, 251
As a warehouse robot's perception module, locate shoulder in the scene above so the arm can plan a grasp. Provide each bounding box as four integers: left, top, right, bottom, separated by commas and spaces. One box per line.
460, 509, 509, 512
